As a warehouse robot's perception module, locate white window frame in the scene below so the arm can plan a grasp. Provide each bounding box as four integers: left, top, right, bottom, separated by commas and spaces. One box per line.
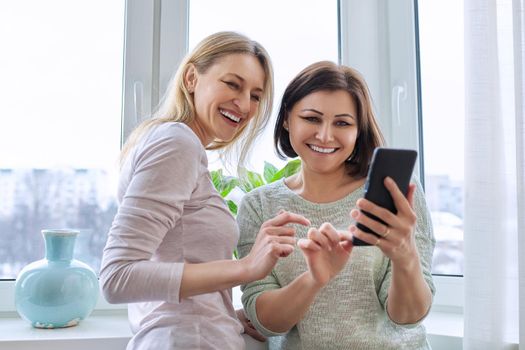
0, 0, 461, 316
121, 0, 189, 142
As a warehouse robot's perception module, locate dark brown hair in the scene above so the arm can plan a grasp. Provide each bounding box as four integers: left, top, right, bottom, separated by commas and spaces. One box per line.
274, 61, 385, 178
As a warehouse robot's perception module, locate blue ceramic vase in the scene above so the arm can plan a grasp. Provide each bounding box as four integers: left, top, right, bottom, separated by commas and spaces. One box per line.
14, 229, 99, 328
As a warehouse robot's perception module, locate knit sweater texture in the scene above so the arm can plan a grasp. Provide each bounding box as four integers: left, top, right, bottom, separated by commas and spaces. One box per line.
237, 179, 435, 350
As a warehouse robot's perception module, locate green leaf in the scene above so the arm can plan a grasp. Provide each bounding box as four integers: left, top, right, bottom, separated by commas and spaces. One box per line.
220, 176, 239, 197
210, 169, 223, 192
226, 200, 238, 215
270, 159, 301, 182
263, 161, 278, 183
240, 170, 265, 192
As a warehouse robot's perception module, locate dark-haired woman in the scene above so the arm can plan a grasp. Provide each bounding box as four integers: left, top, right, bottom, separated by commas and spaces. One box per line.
237, 61, 435, 349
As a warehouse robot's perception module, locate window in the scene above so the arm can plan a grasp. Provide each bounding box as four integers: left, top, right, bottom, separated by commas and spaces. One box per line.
189, 0, 339, 173
418, 0, 464, 276
0, 0, 125, 279
0, 0, 463, 316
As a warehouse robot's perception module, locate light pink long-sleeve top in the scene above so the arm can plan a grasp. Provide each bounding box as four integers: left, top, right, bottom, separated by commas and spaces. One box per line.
100, 122, 244, 350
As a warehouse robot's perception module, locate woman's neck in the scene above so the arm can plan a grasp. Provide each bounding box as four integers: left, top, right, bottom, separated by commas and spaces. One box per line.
187, 119, 213, 147
285, 167, 365, 203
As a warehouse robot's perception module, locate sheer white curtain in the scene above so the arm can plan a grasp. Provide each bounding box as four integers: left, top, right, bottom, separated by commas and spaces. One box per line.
463, 0, 525, 349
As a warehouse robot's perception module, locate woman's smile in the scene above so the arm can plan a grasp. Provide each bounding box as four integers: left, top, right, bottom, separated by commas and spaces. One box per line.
307, 144, 339, 154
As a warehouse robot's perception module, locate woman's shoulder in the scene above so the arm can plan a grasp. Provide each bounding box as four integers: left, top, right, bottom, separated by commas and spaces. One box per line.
147, 122, 203, 150
131, 122, 205, 169
238, 180, 289, 216
242, 179, 289, 202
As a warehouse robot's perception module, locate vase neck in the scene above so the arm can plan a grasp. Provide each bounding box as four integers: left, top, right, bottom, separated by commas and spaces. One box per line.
42, 230, 78, 261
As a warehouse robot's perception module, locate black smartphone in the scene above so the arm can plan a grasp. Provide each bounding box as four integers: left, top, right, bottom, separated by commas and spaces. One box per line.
353, 148, 418, 246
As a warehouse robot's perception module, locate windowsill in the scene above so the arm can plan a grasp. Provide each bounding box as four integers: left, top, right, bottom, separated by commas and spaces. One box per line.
0, 309, 463, 350
0, 310, 131, 350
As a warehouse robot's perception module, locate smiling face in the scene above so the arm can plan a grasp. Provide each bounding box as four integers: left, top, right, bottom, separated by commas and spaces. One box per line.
285, 89, 358, 175
185, 53, 265, 146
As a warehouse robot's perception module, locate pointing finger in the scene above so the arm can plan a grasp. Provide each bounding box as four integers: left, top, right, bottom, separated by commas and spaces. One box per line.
264, 211, 310, 227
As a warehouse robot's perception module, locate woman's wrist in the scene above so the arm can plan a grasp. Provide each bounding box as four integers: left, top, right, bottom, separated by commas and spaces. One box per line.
235, 258, 252, 284
390, 240, 420, 268
391, 246, 422, 276
302, 271, 327, 291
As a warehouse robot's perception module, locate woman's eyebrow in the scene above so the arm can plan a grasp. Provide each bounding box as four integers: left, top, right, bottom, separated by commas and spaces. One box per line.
300, 108, 323, 115
335, 113, 356, 120
301, 109, 356, 120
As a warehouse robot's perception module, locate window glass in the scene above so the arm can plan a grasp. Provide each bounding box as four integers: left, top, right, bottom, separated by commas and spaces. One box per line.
189, 0, 339, 173
0, 0, 124, 278
418, 0, 464, 275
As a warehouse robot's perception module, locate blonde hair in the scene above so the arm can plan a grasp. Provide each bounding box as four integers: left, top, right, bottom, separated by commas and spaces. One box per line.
120, 31, 274, 172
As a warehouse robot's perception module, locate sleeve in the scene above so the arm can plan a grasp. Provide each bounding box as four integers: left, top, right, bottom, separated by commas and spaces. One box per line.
99, 125, 201, 304
377, 178, 436, 327
236, 191, 288, 337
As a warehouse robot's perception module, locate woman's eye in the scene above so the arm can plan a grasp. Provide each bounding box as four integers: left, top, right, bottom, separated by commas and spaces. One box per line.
251, 95, 261, 102
335, 120, 351, 127
224, 81, 240, 89
301, 116, 320, 123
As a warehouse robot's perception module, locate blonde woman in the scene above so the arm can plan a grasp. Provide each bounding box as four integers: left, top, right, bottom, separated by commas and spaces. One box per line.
237, 61, 435, 349
100, 32, 309, 350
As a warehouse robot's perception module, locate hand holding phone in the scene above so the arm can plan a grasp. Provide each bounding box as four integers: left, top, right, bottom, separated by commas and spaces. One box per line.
353, 148, 418, 246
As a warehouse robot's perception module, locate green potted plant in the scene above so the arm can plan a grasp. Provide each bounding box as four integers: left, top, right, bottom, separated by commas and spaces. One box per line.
210, 159, 301, 216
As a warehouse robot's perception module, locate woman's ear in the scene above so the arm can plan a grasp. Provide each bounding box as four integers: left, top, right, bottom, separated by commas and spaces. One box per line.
283, 118, 289, 131
184, 64, 197, 93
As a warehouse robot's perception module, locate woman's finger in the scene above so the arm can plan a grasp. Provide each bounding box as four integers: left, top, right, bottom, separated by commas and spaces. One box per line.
318, 222, 341, 245
338, 230, 353, 242
269, 235, 297, 246
350, 209, 393, 240
349, 225, 378, 246
383, 178, 418, 228
350, 225, 393, 251
383, 177, 413, 214
262, 226, 296, 237
297, 238, 322, 252
339, 240, 353, 253
263, 210, 310, 228
356, 198, 399, 228
307, 228, 332, 251
406, 183, 416, 208
273, 243, 296, 257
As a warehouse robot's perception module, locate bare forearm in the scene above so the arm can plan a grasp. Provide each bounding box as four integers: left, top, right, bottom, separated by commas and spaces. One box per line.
256, 272, 322, 333
180, 259, 248, 299
387, 256, 432, 324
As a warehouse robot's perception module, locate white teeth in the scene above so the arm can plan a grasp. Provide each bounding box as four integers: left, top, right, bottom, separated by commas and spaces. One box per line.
220, 110, 241, 123
309, 144, 337, 154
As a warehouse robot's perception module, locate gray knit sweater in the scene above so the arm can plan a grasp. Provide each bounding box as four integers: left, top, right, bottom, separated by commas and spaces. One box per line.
237, 179, 435, 350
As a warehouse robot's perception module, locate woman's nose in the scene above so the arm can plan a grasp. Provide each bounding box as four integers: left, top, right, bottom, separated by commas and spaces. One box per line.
233, 93, 250, 115
315, 124, 334, 143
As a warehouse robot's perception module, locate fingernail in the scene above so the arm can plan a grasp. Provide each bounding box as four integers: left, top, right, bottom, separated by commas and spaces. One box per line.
385, 177, 394, 185
349, 225, 356, 233
350, 209, 359, 219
